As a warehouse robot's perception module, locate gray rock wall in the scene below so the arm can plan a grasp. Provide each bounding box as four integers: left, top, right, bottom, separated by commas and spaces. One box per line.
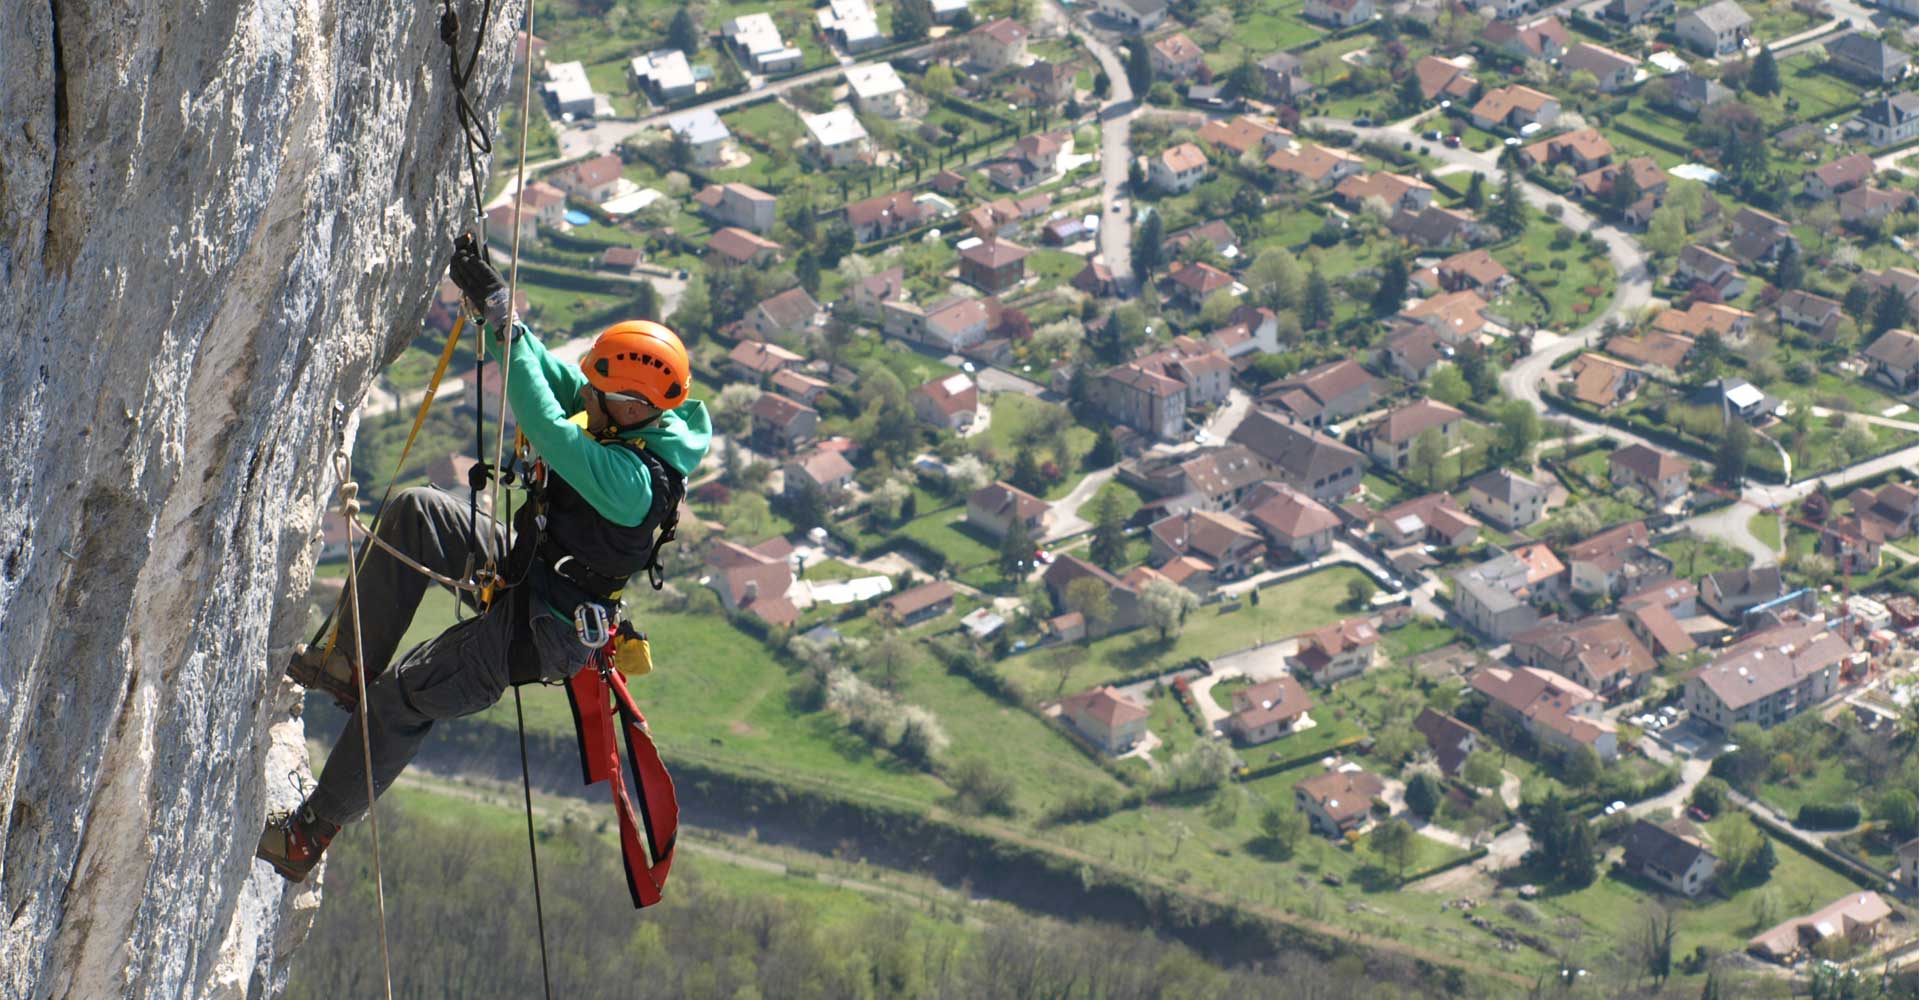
0, 0, 519, 995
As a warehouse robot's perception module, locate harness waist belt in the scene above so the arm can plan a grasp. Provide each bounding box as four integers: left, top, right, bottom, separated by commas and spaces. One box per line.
534, 534, 627, 600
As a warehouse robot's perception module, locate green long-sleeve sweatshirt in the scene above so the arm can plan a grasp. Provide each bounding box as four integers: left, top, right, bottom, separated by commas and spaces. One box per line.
486, 322, 710, 525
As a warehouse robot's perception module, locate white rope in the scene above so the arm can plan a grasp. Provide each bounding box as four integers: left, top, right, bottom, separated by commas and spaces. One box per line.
342, 514, 492, 594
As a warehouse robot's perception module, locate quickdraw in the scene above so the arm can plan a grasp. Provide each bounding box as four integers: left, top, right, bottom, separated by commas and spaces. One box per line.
563, 646, 678, 908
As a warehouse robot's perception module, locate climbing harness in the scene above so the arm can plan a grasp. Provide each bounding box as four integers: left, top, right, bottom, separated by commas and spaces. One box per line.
564, 642, 679, 908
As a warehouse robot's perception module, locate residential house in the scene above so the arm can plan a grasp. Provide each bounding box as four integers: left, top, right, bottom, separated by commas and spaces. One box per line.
1513, 616, 1657, 700
1230, 676, 1317, 744
1387, 205, 1487, 249
1148, 508, 1264, 579
694, 182, 778, 234
722, 13, 804, 73
1014, 131, 1071, 178
1400, 289, 1493, 340
1845, 481, 1918, 538
1862, 328, 1919, 391
1097, 363, 1188, 440
1376, 324, 1455, 380
959, 239, 1030, 293
1749, 893, 1893, 965
1622, 820, 1720, 897
706, 538, 799, 627
1259, 359, 1378, 429
1620, 579, 1699, 658
1676, 244, 1745, 298
728, 340, 804, 381
1562, 42, 1638, 91
1652, 301, 1754, 341
1295, 767, 1386, 837
804, 108, 870, 167
1858, 93, 1920, 146
1805, 153, 1875, 200
1265, 143, 1366, 189
709, 226, 782, 267
1376, 492, 1482, 549
1605, 0, 1674, 24
1821, 516, 1886, 574
1472, 84, 1561, 131
1470, 665, 1620, 760
1292, 618, 1380, 685
1702, 565, 1786, 621
1129, 444, 1268, 514
1060, 686, 1149, 753
1258, 52, 1315, 100
1094, 0, 1169, 30
1663, 71, 1733, 114
1521, 127, 1614, 173
818, 0, 883, 54
846, 191, 930, 243
903, 297, 992, 352
749, 392, 819, 451
771, 369, 830, 405
548, 153, 624, 204
1840, 186, 1914, 226
1777, 289, 1846, 338
783, 447, 856, 499
1245, 482, 1342, 559
1466, 469, 1547, 531
629, 49, 694, 103
1609, 443, 1691, 504
1150, 142, 1211, 193
513, 30, 549, 75
1305, 0, 1374, 26
1727, 207, 1793, 265
1229, 409, 1367, 503
1605, 330, 1696, 373
667, 109, 733, 166
1042, 555, 1143, 635
1198, 115, 1292, 158
1453, 552, 1545, 640
971, 18, 1029, 69
1564, 353, 1645, 410
1208, 306, 1282, 358
1150, 32, 1205, 79
1566, 521, 1667, 596
913, 373, 979, 431
1166, 260, 1236, 308
746, 287, 820, 340
1828, 32, 1911, 85
1020, 60, 1079, 105
1414, 55, 1478, 101
1476, 0, 1541, 20
1166, 220, 1241, 261
931, 0, 972, 22
1415, 708, 1483, 776
845, 62, 907, 116
1431, 249, 1512, 295
1867, 266, 1919, 311
1676, 0, 1751, 55
1072, 260, 1117, 297
1481, 17, 1570, 60
1335, 172, 1437, 214
543, 60, 598, 118
599, 246, 645, 275
967, 480, 1050, 539
880, 581, 956, 626
1359, 399, 1466, 471
1684, 618, 1850, 730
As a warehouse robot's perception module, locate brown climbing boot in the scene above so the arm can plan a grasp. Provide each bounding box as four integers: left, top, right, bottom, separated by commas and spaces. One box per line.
256, 804, 339, 883
286, 642, 360, 712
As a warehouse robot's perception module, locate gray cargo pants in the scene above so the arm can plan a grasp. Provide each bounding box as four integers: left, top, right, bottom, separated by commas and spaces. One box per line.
306, 486, 590, 827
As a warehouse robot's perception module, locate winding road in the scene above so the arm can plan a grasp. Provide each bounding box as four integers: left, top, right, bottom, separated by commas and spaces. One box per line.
1047, 0, 1138, 293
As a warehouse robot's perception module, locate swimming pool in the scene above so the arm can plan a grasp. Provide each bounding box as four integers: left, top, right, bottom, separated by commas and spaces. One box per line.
565, 209, 591, 225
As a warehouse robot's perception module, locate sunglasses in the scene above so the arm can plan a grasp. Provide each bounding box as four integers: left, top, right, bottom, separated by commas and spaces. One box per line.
593, 386, 655, 407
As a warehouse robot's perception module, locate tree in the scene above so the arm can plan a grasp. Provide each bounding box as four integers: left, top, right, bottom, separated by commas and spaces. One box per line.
1411, 428, 1447, 491
1372, 254, 1410, 316
1607, 163, 1642, 220
668, 7, 702, 55
1773, 238, 1805, 291
1405, 772, 1442, 818
1088, 490, 1128, 570
893, 0, 929, 41
1369, 819, 1418, 880
1395, 70, 1425, 115
1303, 266, 1333, 330
631, 279, 659, 322
1063, 577, 1115, 635
922, 63, 956, 99
1715, 812, 1768, 881
999, 517, 1035, 584
1640, 906, 1677, 986
1260, 804, 1309, 857
794, 249, 821, 296
1246, 251, 1302, 310
1747, 46, 1780, 97
1139, 578, 1199, 640
1492, 400, 1540, 468
1087, 427, 1120, 469
1010, 447, 1044, 495
820, 222, 855, 269
1558, 745, 1601, 789
1559, 817, 1597, 887
1124, 37, 1153, 96
1465, 171, 1486, 211
1644, 203, 1688, 259
1346, 577, 1374, 609
1870, 283, 1913, 336
1690, 776, 1730, 817
1714, 420, 1751, 489
669, 273, 712, 341
1492, 153, 1527, 237
1462, 751, 1502, 791
1131, 210, 1165, 278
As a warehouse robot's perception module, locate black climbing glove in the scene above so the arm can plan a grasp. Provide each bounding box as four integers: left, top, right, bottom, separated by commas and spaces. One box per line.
450, 234, 514, 332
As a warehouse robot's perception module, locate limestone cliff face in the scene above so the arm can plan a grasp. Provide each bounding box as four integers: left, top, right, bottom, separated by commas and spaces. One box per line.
0, 0, 517, 995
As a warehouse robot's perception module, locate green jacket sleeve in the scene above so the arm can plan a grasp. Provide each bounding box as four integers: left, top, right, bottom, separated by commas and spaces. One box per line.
486, 323, 654, 527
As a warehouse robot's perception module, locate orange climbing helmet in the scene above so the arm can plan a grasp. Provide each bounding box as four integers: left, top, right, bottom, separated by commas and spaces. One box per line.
580, 320, 691, 411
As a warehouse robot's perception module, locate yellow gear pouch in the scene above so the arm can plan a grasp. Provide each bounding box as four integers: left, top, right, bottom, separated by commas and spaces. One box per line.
614, 630, 653, 677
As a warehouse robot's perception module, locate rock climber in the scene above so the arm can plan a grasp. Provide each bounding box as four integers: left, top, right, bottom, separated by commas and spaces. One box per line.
257, 237, 710, 882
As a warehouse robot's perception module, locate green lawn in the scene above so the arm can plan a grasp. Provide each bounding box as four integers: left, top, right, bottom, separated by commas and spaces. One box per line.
1004, 566, 1373, 693
1656, 535, 1751, 578
842, 334, 958, 389
897, 507, 1000, 575
1752, 755, 1863, 819
1075, 479, 1149, 524
1488, 223, 1615, 332
979, 394, 1097, 500
1378, 621, 1461, 664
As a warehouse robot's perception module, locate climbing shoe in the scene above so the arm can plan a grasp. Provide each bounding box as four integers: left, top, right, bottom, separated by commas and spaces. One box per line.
286, 642, 360, 712
256, 805, 339, 883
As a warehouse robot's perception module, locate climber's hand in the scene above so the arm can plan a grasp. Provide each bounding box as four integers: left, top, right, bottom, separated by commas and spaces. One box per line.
450, 234, 512, 330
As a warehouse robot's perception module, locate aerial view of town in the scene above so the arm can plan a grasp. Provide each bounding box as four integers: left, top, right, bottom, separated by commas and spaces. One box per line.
290, 0, 1920, 993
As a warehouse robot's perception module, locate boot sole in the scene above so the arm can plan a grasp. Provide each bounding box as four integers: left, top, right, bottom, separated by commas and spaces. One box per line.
255, 846, 314, 883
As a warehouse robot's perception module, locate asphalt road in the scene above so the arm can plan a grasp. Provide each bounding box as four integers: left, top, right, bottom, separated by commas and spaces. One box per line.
1053, 1, 1138, 293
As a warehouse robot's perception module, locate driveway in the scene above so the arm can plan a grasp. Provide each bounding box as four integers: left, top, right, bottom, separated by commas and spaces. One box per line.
1043, 466, 1120, 542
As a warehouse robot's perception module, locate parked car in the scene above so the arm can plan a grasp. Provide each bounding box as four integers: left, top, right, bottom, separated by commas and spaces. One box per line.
1443, 134, 1461, 148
